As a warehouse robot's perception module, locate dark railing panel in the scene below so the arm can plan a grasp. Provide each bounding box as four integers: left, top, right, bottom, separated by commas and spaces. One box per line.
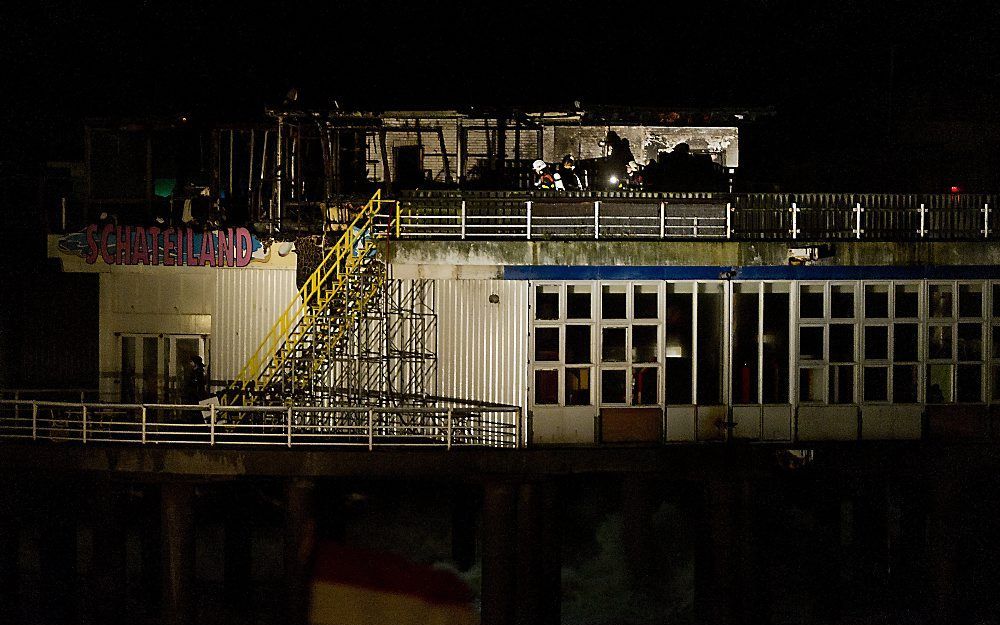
531, 201, 594, 239
599, 201, 660, 238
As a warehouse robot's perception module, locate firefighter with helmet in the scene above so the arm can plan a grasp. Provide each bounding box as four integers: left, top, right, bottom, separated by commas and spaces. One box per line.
532, 159, 556, 190
623, 160, 645, 190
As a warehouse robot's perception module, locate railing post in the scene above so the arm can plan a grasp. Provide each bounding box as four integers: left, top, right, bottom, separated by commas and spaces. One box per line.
82, 403, 88, 443
919, 203, 927, 238
141, 406, 147, 444
983, 203, 991, 238
526, 201, 532, 240
32, 401, 37, 440
854, 202, 864, 239
367, 409, 374, 450
210, 403, 216, 445
660, 201, 666, 239
726, 202, 732, 239
693, 216, 700, 238
286, 406, 293, 448
790, 202, 799, 239
447, 408, 453, 450
461, 200, 467, 240
594, 201, 600, 239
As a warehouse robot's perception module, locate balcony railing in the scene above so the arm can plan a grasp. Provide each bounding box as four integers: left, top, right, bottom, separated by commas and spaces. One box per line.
0, 399, 520, 449
393, 191, 1000, 241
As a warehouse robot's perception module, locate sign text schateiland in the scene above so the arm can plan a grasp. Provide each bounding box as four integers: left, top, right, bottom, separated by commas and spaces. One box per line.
83, 224, 255, 267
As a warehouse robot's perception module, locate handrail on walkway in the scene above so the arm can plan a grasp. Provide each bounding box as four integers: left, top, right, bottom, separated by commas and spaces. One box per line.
392, 191, 999, 241
0, 399, 520, 449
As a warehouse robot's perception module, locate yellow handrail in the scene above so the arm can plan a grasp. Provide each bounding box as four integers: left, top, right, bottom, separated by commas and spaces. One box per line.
279, 252, 388, 393
255, 234, 384, 392
229, 190, 394, 401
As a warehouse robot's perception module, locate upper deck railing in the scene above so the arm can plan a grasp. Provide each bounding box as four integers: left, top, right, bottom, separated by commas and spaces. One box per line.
393, 191, 999, 241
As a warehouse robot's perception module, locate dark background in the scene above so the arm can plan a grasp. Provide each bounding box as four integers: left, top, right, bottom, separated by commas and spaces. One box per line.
1, 0, 999, 191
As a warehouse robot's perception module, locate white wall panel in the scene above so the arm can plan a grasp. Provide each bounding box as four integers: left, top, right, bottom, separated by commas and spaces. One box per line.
212, 268, 298, 381
435, 279, 528, 410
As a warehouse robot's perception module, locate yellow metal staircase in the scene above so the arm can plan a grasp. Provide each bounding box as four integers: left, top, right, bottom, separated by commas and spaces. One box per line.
227, 190, 395, 406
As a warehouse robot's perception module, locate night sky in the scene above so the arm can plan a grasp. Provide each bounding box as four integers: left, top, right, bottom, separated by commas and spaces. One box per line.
2, 1, 999, 189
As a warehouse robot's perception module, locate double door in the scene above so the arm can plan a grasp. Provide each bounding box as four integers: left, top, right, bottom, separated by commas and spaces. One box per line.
120, 334, 207, 403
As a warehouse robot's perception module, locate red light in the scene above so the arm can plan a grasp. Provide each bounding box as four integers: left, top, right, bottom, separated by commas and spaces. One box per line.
950, 186, 960, 193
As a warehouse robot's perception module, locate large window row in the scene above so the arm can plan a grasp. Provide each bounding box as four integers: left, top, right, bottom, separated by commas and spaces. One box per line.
529, 280, 1000, 408
530, 282, 724, 407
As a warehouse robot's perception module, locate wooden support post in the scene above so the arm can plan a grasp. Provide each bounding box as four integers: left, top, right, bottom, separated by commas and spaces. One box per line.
161, 482, 195, 625
481, 481, 517, 625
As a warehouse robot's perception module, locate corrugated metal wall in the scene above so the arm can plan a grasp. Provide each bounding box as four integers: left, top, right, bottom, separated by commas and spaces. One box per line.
212, 268, 298, 381
435, 279, 528, 409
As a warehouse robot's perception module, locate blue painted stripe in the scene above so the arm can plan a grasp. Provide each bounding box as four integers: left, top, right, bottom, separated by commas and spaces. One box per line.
503, 265, 731, 280
503, 265, 1000, 280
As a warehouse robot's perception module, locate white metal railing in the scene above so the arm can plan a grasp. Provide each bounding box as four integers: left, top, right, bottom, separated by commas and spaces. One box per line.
0, 400, 520, 449
391, 193, 1000, 241
392, 199, 730, 240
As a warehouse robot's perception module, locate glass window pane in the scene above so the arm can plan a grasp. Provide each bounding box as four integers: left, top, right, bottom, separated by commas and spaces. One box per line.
957, 323, 982, 360
864, 284, 889, 319
928, 326, 953, 360
632, 367, 658, 405
799, 368, 824, 402
926, 365, 953, 403
929, 284, 953, 318
142, 337, 159, 403
893, 365, 918, 403
956, 364, 981, 403
894, 284, 919, 318
565, 368, 591, 406
829, 325, 855, 362
535, 285, 559, 320
831, 285, 855, 318
665, 286, 692, 359
632, 325, 658, 363
565, 325, 591, 364
959, 284, 983, 318
799, 285, 824, 318
567, 285, 592, 319
994, 284, 1000, 318
633, 285, 659, 319
534, 327, 559, 361
993, 365, 1000, 404
601, 285, 626, 319
799, 326, 824, 360
994, 325, 1000, 359
534, 370, 558, 404
121, 336, 136, 403
762, 286, 790, 404
894, 323, 919, 361
697, 285, 724, 405
602, 328, 626, 362
665, 357, 693, 404
864, 326, 888, 360
601, 370, 626, 404
733, 286, 759, 403
829, 365, 854, 404
864, 366, 888, 402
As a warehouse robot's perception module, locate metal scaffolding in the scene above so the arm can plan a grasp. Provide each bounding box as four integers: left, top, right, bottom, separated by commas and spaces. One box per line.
225, 192, 439, 415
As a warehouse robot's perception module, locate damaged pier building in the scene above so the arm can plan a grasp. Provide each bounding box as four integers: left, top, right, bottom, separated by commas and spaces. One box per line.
3, 105, 1000, 624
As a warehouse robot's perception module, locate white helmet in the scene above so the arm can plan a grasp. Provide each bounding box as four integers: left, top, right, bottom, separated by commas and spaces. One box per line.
532, 159, 547, 173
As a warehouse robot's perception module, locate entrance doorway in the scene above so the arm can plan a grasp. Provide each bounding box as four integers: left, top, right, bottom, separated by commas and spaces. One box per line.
119, 334, 207, 403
